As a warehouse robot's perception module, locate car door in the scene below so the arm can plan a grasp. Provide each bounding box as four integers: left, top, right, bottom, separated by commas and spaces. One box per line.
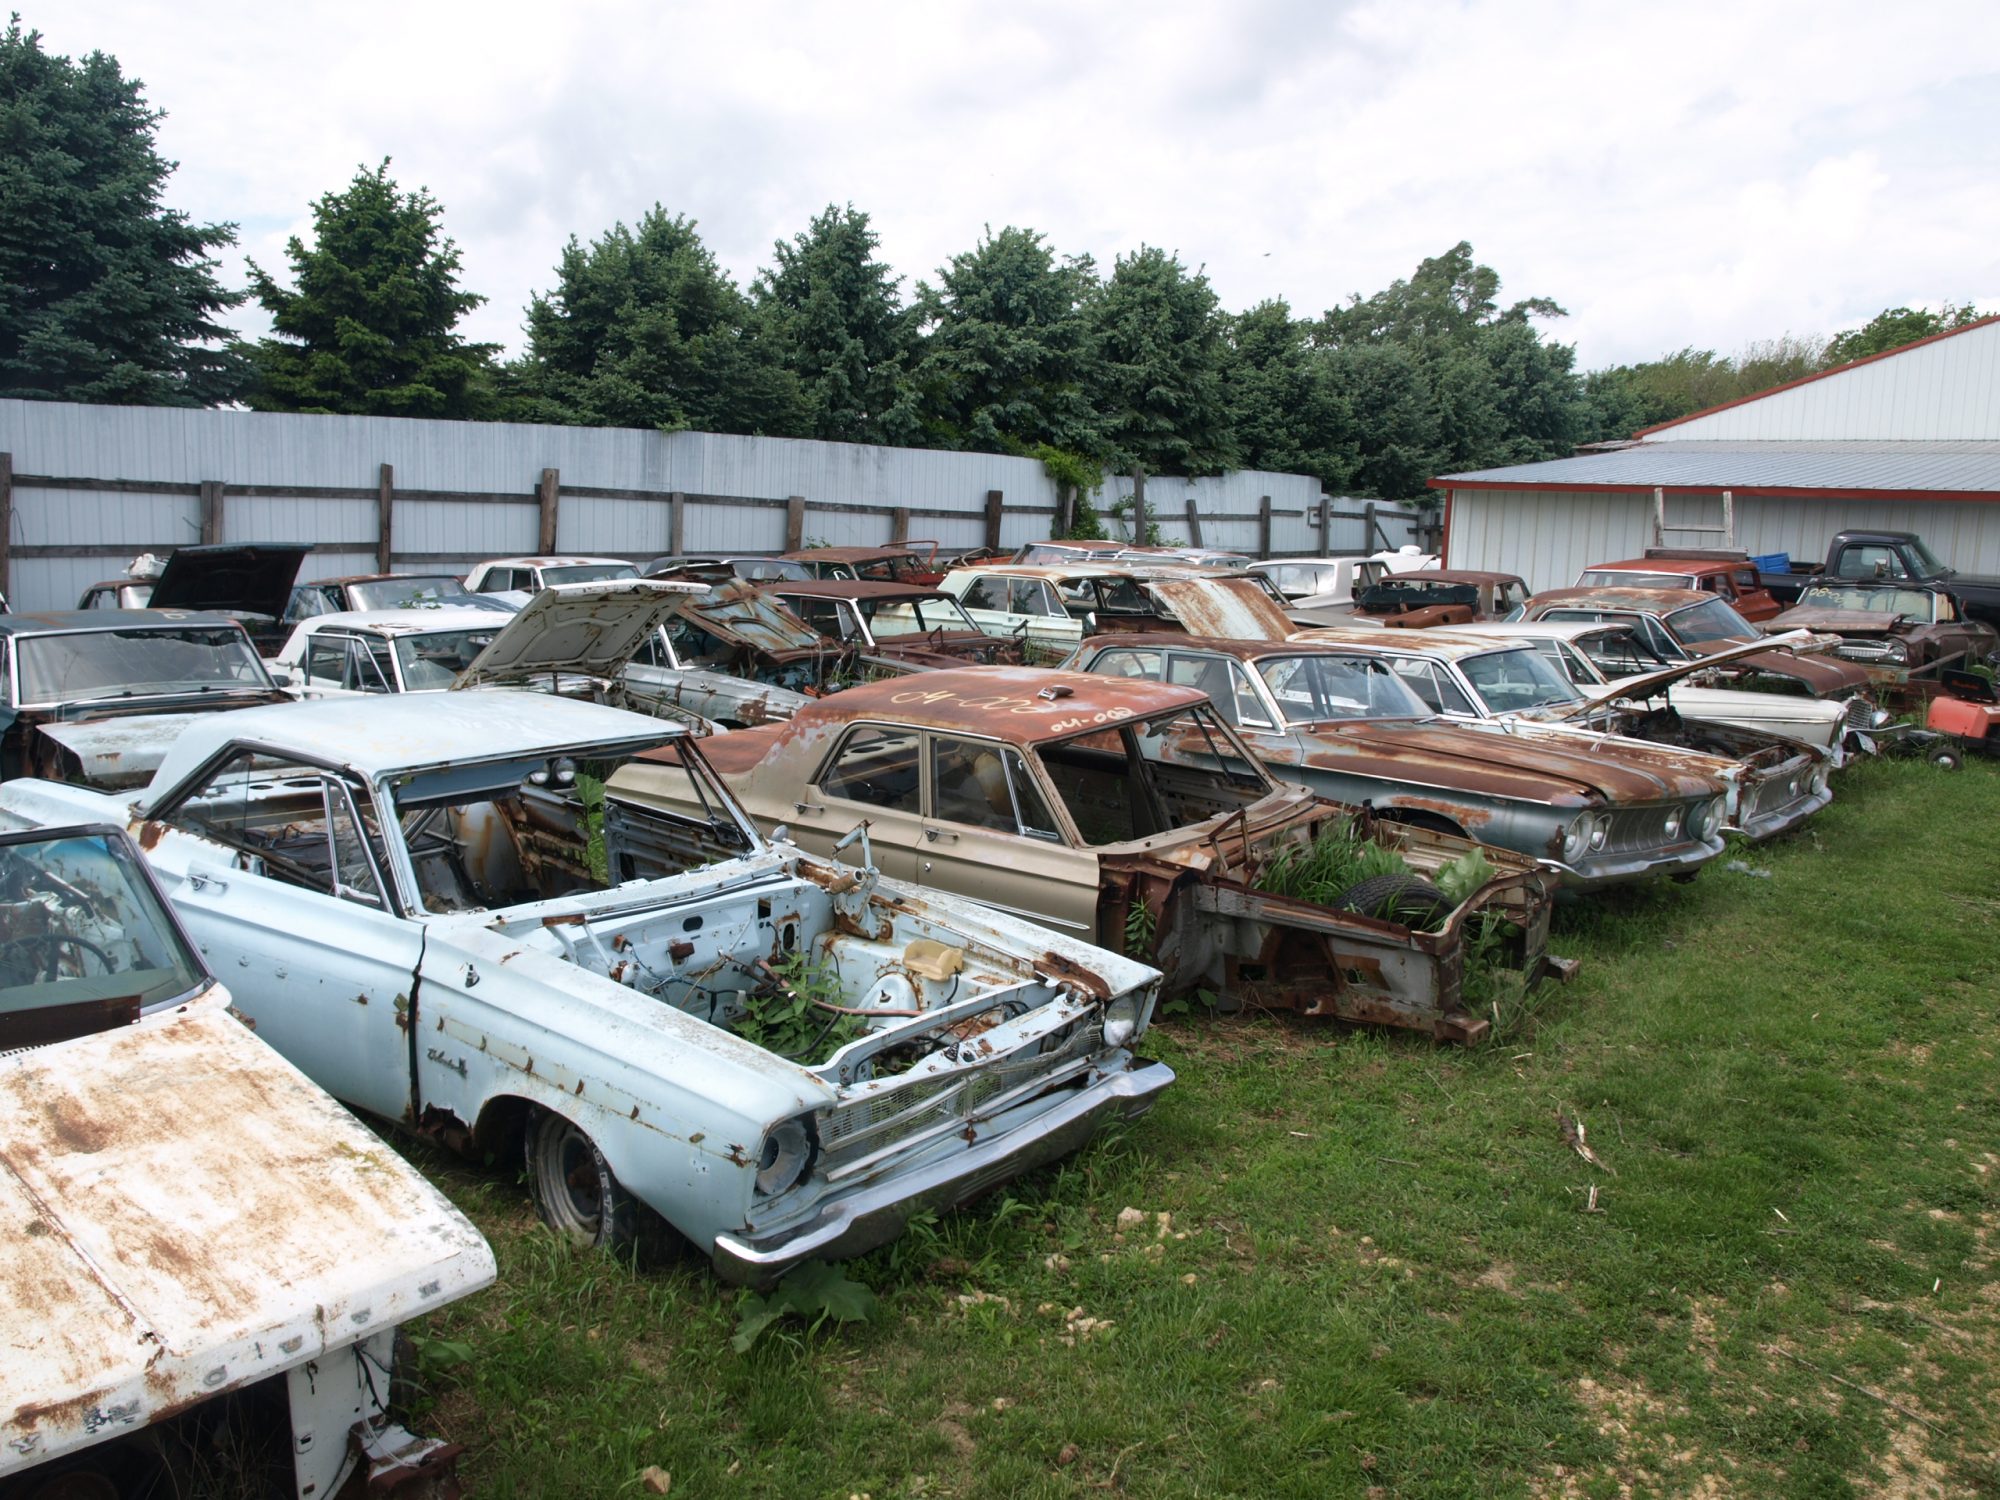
152, 751, 424, 1120
784, 722, 923, 881
918, 732, 1100, 937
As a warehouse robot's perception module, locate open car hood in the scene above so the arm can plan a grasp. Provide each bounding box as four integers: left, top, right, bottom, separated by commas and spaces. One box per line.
1553, 629, 1825, 720
453, 579, 708, 688
144, 543, 311, 618
1144, 578, 1299, 640
1769, 606, 1905, 635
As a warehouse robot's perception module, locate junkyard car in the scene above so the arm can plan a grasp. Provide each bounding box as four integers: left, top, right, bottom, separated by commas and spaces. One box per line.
1517, 586, 1887, 702
644, 553, 814, 583
610, 667, 1569, 1043
662, 576, 922, 693
271, 583, 812, 729
1286, 626, 1834, 841
1766, 583, 2000, 677
464, 554, 640, 597
0, 692, 1169, 1281
1292, 570, 1529, 629
0, 822, 494, 1499
1448, 619, 1857, 759
939, 566, 1298, 659
767, 580, 1025, 667
0, 610, 291, 787
1072, 636, 1733, 889
70, 543, 312, 651
285, 570, 517, 623
781, 543, 953, 586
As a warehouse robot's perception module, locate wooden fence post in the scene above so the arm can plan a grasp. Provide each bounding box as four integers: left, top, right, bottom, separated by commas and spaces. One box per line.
376, 463, 395, 573
1317, 496, 1330, 555
668, 492, 686, 555
983, 489, 1004, 553
1055, 483, 1075, 538
537, 468, 560, 553
1130, 469, 1146, 542
0, 452, 12, 602
785, 495, 806, 551
1183, 496, 1204, 546
1257, 494, 1272, 559
199, 481, 225, 545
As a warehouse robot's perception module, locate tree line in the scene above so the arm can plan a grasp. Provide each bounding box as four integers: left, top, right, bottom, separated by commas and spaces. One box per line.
0, 21, 1984, 509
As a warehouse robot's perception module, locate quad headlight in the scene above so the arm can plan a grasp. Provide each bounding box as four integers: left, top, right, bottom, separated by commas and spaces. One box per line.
755, 1117, 816, 1197
1686, 795, 1727, 839
1560, 814, 1591, 863
1588, 812, 1612, 850
1103, 995, 1142, 1049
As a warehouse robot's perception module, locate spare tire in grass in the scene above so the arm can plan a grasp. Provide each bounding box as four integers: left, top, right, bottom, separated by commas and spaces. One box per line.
1331, 873, 1456, 929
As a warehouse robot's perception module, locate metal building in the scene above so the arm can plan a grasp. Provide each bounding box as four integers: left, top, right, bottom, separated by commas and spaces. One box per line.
1431, 315, 2000, 590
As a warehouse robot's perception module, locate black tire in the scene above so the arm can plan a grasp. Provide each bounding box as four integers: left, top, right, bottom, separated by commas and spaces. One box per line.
1332, 873, 1456, 929
0, 1442, 165, 1500
523, 1108, 642, 1252
1931, 745, 1965, 772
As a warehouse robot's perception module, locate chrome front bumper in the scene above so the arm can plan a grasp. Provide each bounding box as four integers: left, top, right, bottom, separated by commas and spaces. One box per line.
712, 1057, 1174, 1284
1546, 835, 1723, 891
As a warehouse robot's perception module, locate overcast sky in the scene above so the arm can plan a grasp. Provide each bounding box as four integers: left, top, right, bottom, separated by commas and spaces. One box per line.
35, 0, 2000, 370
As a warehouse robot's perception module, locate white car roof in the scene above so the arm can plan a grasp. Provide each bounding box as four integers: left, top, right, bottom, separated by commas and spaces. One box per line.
273, 608, 509, 665
476, 555, 633, 570
139, 691, 679, 810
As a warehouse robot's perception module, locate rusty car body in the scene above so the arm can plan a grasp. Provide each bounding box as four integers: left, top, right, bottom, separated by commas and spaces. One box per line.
1283, 626, 1834, 842
765, 580, 1025, 668
1767, 583, 2000, 677
781, 543, 953, 587
0, 692, 1169, 1282
609, 667, 1568, 1043
1292, 569, 1530, 630
1517, 586, 1888, 704
1575, 551, 1782, 622
0, 610, 293, 789
0, 821, 495, 1499
939, 566, 1298, 660
1070, 637, 1733, 890
660, 577, 923, 696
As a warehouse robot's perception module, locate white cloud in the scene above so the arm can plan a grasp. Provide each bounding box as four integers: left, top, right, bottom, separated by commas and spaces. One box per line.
29, 0, 2000, 367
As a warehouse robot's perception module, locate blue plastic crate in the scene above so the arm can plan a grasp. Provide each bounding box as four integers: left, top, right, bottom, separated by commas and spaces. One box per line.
1749, 552, 1790, 574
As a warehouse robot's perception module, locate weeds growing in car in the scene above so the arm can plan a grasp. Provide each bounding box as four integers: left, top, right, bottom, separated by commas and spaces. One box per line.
730, 951, 865, 1061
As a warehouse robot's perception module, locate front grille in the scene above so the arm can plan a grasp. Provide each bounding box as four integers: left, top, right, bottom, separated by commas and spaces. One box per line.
1843, 697, 1873, 727
821, 1018, 1105, 1163
1602, 804, 1678, 853
1740, 774, 1809, 826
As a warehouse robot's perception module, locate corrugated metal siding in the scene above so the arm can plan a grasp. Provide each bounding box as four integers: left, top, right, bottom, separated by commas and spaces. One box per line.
1652, 319, 2000, 442
1438, 440, 2000, 493
1445, 486, 2000, 591
0, 400, 1369, 611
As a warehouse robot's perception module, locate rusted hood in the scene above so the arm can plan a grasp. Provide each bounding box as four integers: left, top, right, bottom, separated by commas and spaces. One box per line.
1285, 719, 1721, 804
36, 714, 215, 789
0, 1001, 495, 1473
1145, 578, 1297, 641
455, 579, 707, 688
1685, 637, 1879, 691
1768, 606, 1905, 636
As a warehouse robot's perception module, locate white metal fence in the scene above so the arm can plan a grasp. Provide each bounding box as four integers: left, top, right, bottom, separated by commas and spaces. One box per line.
0, 400, 1422, 611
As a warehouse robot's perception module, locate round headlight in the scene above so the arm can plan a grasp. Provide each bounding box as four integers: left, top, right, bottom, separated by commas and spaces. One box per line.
755, 1117, 815, 1197
1561, 815, 1590, 862
1811, 767, 1829, 795
1589, 812, 1611, 850
1868, 707, 1893, 729
1103, 996, 1141, 1049
1662, 808, 1682, 839
1684, 800, 1708, 838
1883, 640, 1909, 663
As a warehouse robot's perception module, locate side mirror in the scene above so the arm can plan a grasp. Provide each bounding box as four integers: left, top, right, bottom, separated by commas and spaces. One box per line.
1873, 559, 1890, 578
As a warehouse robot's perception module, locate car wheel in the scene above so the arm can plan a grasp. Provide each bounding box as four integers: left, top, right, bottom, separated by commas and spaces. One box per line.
1332, 874, 1456, 928
1930, 745, 1965, 772
523, 1108, 641, 1252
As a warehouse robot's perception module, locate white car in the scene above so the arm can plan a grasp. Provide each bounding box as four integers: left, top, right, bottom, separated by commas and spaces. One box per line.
0, 693, 1169, 1282
464, 554, 639, 607
0, 822, 493, 1497
1252, 547, 1438, 606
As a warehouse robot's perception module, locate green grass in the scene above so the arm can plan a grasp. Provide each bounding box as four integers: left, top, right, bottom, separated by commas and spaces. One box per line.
395, 756, 2000, 1498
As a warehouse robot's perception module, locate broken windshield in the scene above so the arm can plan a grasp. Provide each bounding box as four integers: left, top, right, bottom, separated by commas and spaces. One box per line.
17, 627, 275, 709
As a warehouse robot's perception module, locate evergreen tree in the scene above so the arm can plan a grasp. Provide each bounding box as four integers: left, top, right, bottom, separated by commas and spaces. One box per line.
753, 204, 914, 444
1089, 246, 1236, 475
906, 226, 1103, 456
247, 161, 495, 417
0, 19, 246, 405
510, 207, 804, 435
1222, 300, 1353, 491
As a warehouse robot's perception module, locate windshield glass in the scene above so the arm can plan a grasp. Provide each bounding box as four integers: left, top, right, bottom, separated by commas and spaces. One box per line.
393, 628, 504, 689
1667, 596, 1755, 643
1908, 537, 1947, 576
544, 563, 638, 585
1798, 585, 1935, 619
1254, 653, 1431, 724
0, 829, 207, 1046
1577, 569, 1688, 590
17, 627, 273, 707
348, 576, 488, 611
1459, 648, 1585, 714
855, 595, 980, 637
675, 588, 825, 653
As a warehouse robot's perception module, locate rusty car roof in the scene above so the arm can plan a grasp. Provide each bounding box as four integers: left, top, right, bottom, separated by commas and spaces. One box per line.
780, 545, 935, 564
780, 665, 1209, 743
1527, 586, 1714, 612
1588, 556, 1749, 577
765, 579, 953, 602
1390, 569, 1524, 587
0, 609, 250, 636
1288, 626, 1539, 661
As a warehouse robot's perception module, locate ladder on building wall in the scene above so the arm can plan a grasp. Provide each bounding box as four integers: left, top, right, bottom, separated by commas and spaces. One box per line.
1649, 486, 1736, 551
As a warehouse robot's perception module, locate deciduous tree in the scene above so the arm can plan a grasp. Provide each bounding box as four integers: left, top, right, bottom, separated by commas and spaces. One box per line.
1089, 246, 1236, 476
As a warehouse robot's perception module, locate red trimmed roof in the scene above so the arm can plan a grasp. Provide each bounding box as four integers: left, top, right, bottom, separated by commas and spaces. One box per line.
1631, 313, 2000, 439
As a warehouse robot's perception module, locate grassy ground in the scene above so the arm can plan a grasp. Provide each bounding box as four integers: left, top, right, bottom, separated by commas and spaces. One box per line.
395, 756, 2000, 1498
